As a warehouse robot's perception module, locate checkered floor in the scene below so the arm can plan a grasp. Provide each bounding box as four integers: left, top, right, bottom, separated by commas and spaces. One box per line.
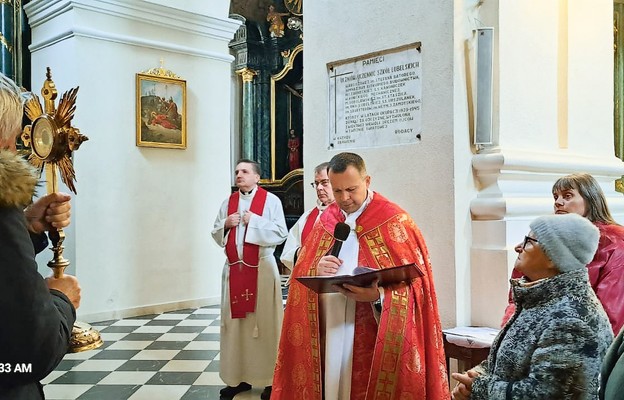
43, 279, 289, 400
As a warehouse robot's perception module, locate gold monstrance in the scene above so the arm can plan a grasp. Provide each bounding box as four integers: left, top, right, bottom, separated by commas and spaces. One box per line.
21, 68, 102, 353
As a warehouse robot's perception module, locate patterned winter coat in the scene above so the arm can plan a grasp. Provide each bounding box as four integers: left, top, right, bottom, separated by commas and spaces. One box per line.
472, 269, 613, 399
600, 327, 624, 400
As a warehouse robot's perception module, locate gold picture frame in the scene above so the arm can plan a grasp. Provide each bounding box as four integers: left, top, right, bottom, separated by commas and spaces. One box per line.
136, 72, 187, 149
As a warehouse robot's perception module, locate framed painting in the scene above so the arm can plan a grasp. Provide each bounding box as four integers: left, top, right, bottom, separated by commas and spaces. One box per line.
136, 73, 187, 149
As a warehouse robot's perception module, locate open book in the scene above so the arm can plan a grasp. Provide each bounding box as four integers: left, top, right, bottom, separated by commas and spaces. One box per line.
295, 263, 423, 294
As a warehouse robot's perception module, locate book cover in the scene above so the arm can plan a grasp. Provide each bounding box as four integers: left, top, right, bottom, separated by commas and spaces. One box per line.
295, 263, 423, 294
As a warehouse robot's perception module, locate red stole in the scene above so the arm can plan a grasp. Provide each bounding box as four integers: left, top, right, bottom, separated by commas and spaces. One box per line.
225, 187, 268, 318
271, 193, 450, 400
301, 207, 320, 243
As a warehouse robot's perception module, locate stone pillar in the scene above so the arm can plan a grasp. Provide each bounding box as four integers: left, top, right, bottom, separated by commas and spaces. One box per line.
237, 67, 257, 161
0, 0, 23, 81
256, 69, 271, 178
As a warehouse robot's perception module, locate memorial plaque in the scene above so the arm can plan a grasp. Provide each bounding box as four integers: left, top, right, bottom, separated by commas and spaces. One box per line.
328, 43, 422, 150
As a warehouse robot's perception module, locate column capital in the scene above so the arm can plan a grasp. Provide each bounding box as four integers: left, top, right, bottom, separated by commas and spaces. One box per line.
236, 67, 257, 83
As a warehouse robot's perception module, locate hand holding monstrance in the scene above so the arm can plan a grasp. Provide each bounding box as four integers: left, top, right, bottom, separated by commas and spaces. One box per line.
21, 67, 101, 352
24, 191, 71, 236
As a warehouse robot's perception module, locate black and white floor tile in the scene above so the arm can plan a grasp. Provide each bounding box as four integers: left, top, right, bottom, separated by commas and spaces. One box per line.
42, 278, 290, 400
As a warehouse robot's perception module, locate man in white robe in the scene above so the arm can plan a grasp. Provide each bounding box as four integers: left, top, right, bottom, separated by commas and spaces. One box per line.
320, 189, 373, 399
280, 162, 335, 271
211, 159, 288, 400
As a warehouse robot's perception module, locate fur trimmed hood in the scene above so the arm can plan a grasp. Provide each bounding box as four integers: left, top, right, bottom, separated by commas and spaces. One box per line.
0, 150, 38, 208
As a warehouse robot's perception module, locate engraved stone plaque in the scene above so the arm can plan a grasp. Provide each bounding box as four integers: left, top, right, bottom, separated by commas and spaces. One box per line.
328, 43, 422, 150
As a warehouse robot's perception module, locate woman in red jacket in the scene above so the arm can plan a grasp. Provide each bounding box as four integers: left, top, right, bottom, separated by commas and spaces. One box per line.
503, 173, 624, 334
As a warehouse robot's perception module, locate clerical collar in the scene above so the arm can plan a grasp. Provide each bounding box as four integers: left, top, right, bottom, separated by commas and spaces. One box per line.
340, 190, 373, 221
317, 199, 335, 211
240, 186, 257, 196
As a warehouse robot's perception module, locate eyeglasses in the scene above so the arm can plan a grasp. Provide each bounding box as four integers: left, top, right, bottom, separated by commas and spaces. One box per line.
310, 179, 330, 188
522, 236, 539, 249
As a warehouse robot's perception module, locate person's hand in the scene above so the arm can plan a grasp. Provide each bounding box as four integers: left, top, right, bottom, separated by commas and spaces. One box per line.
46, 275, 82, 309
317, 255, 341, 276
451, 369, 480, 400
24, 193, 71, 234
242, 210, 254, 225
337, 279, 380, 302
225, 212, 241, 229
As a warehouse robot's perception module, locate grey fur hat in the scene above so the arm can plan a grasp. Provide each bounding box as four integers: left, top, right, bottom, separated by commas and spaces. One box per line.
529, 214, 599, 273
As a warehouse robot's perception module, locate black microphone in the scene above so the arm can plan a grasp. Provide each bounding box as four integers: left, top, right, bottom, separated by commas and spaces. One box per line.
329, 222, 351, 257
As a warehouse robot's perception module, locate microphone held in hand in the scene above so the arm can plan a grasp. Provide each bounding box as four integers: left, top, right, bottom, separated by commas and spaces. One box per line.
329, 222, 351, 257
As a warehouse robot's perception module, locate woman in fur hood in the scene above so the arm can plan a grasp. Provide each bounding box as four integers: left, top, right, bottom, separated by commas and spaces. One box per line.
0, 72, 81, 400
452, 214, 614, 400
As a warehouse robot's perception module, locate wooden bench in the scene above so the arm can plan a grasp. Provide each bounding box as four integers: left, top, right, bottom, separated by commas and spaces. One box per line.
443, 326, 499, 382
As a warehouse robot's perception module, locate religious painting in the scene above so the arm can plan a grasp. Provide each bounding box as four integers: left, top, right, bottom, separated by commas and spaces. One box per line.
136, 73, 187, 149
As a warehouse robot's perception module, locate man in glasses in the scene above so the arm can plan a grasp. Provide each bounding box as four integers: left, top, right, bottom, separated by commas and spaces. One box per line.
280, 162, 335, 272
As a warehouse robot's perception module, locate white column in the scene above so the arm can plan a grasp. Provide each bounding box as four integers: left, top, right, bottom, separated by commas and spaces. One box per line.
468, 0, 622, 330
470, 148, 624, 327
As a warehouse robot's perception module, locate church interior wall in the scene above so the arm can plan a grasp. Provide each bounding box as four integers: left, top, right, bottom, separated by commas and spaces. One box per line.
469, 0, 624, 327
452, 0, 483, 326
305, 0, 624, 329
26, 0, 240, 322
496, 1, 560, 151
19, 0, 624, 332
304, 0, 458, 327
495, 1, 614, 157
566, 1, 614, 156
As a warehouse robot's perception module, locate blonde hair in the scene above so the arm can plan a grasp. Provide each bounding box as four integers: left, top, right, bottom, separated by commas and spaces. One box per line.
0, 72, 25, 142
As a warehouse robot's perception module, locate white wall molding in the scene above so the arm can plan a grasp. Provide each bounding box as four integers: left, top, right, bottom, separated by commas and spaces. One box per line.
471, 147, 624, 221
29, 26, 235, 62
25, 0, 241, 43
473, 147, 624, 177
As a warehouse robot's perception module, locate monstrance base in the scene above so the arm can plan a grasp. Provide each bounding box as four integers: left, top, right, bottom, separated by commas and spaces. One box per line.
68, 321, 103, 353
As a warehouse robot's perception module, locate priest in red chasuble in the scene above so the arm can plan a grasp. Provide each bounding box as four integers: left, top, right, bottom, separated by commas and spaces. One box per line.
211, 159, 288, 400
272, 152, 450, 400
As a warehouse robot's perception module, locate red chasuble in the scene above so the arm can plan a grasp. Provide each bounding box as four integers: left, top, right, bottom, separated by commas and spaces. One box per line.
225, 187, 268, 318
271, 193, 450, 400
301, 207, 320, 244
